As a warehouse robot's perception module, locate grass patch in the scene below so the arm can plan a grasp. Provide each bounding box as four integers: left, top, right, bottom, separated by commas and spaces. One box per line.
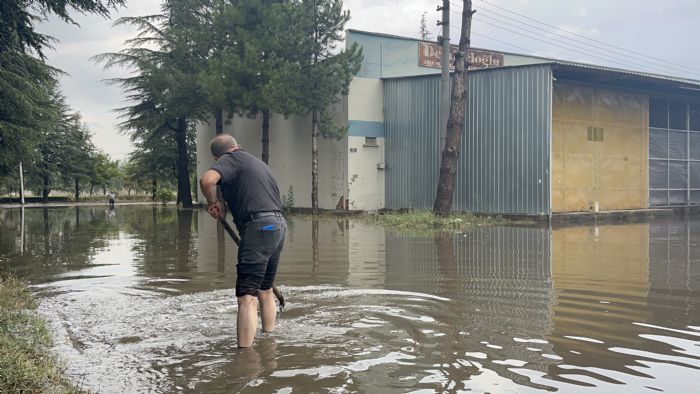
0, 275, 80, 393
366, 211, 504, 231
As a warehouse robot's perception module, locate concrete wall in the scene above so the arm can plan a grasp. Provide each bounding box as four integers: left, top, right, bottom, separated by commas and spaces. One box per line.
551, 83, 649, 212
346, 77, 385, 211
196, 102, 348, 210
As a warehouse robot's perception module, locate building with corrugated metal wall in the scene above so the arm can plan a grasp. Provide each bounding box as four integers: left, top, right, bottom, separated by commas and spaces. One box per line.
384, 60, 700, 215
195, 30, 700, 215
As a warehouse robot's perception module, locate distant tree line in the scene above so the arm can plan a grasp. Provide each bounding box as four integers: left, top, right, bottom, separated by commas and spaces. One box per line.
0, 0, 129, 201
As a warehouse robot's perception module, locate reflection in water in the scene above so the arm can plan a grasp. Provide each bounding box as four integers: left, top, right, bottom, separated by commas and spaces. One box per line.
0, 206, 699, 393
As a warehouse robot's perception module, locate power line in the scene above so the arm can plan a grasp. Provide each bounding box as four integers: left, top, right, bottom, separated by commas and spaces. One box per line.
477, 0, 693, 72
470, 4, 700, 76
469, 30, 536, 54
472, 16, 681, 75
447, 8, 697, 77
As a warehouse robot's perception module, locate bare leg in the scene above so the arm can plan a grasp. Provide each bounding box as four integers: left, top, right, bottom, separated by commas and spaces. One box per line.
237, 295, 258, 348
258, 288, 277, 333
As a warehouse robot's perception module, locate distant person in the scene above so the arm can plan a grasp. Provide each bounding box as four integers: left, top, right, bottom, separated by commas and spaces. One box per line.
199, 134, 286, 348
106, 192, 115, 208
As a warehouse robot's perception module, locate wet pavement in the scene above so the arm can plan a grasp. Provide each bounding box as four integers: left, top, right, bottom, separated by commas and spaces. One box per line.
0, 205, 698, 393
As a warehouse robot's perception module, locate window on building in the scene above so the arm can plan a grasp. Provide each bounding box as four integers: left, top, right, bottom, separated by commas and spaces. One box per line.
364, 136, 378, 147
649, 98, 699, 207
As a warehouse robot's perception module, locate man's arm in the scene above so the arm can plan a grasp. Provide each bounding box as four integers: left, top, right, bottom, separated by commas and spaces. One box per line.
200, 170, 224, 219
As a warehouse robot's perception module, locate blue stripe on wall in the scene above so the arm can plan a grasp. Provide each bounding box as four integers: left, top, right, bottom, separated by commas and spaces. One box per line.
348, 120, 384, 137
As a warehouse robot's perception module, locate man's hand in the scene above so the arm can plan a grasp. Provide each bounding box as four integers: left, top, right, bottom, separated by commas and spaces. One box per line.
207, 200, 224, 219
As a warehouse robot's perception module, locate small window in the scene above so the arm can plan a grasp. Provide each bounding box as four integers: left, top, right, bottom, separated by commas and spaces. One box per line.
364, 137, 378, 147
587, 126, 604, 142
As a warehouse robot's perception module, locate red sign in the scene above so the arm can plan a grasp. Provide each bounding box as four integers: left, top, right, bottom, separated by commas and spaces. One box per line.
418, 42, 504, 70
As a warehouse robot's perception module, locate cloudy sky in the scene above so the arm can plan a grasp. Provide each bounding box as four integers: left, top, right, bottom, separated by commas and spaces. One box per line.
38, 0, 700, 160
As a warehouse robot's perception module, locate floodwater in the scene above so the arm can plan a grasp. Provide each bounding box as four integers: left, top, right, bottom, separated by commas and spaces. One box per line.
0, 206, 698, 393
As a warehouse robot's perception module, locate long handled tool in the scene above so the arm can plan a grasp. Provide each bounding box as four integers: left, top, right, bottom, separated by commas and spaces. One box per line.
218, 219, 286, 311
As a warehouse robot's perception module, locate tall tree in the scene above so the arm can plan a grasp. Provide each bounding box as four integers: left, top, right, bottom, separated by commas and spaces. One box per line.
26, 86, 98, 202
96, 0, 210, 208
433, 0, 474, 216
198, 0, 289, 165
0, 0, 125, 179
266, 0, 362, 214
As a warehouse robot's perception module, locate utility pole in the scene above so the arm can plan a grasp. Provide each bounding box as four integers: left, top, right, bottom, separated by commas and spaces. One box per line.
433, 0, 475, 216
438, 1, 450, 142
19, 161, 25, 205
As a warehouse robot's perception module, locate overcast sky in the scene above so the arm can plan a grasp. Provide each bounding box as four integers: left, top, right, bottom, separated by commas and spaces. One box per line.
38, 0, 700, 160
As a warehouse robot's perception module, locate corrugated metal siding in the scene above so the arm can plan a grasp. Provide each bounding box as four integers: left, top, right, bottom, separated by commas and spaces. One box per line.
384, 65, 553, 214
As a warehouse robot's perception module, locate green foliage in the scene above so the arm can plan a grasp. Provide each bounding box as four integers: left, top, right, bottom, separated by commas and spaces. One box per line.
14, 84, 107, 200
0, 0, 126, 58
368, 211, 504, 232
0, 275, 77, 392
0, 51, 57, 177
94, 0, 208, 207
0, 0, 124, 193
264, 0, 363, 130
281, 185, 295, 212
156, 188, 176, 204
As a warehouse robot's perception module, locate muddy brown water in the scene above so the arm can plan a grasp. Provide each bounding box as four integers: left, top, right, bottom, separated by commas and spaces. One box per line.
0, 205, 698, 393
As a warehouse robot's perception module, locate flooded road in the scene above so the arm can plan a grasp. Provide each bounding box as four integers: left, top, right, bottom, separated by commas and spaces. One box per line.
0, 205, 699, 393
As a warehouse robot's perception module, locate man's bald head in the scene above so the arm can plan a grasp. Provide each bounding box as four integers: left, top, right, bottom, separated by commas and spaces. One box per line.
210, 134, 238, 158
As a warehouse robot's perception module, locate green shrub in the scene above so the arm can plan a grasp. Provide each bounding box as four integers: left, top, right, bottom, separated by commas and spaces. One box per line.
368, 210, 503, 231
155, 188, 175, 205
281, 185, 295, 212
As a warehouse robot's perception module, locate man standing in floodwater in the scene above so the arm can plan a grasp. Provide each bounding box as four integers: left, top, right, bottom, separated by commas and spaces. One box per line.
199, 134, 287, 348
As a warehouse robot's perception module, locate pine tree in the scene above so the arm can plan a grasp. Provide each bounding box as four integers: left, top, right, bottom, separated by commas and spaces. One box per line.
95, 0, 210, 208
266, 0, 362, 214
0, 0, 125, 179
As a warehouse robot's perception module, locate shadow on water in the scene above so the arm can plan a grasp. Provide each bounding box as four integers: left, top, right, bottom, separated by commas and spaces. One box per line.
0, 206, 699, 393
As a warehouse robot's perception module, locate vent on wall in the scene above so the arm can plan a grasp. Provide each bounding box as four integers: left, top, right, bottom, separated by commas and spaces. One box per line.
587, 126, 604, 142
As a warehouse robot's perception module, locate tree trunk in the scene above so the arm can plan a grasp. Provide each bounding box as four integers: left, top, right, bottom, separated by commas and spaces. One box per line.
312, 218, 319, 273
90, 184, 94, 196
262, 108, 271, 164
311, 110, 320, 215
42, 173, 50, 204
215, 108, 223, 135
175, 117, 193, 208
102, 185, 106, 195
74, 178, 80, 202
433, 0, 474, 216
152, 177, 157, 201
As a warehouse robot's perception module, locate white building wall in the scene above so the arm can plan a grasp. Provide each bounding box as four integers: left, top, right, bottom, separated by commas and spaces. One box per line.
346, 77, 386, 211
196, 101, 348, 210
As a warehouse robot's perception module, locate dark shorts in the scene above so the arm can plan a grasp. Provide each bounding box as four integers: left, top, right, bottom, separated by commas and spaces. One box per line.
235, 214, 287, 297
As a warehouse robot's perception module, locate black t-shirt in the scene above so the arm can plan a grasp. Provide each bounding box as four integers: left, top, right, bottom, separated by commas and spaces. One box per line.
210, 149, 282, 224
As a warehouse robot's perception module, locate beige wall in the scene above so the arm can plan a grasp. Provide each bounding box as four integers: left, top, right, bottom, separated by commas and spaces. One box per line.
196, 101, 348, 210
552, 84, 649, 212
347, 136, 385, 211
